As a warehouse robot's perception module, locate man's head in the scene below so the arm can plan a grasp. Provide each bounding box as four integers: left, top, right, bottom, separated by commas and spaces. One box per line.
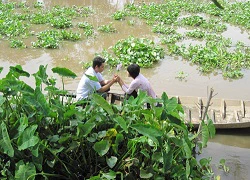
127, 64, 140, 79
93, 56, 105, 73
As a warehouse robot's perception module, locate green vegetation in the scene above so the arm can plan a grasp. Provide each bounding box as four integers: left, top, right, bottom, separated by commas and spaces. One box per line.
100, 36, 165, 67
97, 23, 117, 33
0, 1, 249, 78
112, 1, 250, 78
0, 65, 217, 179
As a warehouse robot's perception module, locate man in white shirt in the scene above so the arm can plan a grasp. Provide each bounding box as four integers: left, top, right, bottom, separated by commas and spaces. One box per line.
76, 56, 117, 100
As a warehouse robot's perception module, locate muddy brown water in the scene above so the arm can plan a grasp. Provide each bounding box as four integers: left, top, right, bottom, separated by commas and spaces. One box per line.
1, 0, 250, 179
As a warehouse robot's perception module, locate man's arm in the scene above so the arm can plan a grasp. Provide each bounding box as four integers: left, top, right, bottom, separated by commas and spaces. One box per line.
100, 79, 111, 86
97, 76, 117, 93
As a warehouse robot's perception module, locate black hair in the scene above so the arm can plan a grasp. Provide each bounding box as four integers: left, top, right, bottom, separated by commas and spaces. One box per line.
92, 56, 105, 68
127, 64, 140, 79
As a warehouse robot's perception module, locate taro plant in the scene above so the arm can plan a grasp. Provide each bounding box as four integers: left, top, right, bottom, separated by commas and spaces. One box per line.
0, 65, 216, 179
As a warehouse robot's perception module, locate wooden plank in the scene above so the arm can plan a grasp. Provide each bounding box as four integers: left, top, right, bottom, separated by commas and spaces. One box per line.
211, 110, 216, 123
188, 109, 192, 123
176, 96, 180, 104
235, 110, 240, 122
198, 97, 203, 120
241, 100, 245, 118
221, 99, 226, 119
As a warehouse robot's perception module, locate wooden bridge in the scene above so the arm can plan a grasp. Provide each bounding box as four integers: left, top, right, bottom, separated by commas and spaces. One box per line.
62, 91, 250, 129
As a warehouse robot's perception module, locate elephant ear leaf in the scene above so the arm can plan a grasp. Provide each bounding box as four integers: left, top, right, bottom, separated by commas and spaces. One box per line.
9, 65, 30, 78
0, 67, 3, 74
52, 67, 77, 78
0, 122, 14, 157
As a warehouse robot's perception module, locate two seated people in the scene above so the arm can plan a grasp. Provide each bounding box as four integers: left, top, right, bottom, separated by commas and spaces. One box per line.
76, 56, 159, 107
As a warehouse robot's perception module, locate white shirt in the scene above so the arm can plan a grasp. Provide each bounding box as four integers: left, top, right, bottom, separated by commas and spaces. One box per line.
122, 74, 156, 98
76, 67, 104, 100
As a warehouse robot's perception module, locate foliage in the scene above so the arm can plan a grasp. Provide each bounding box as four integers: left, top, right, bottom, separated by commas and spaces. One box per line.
175, 71, 188, 81
32, 30, 82, 48
9, 39, 27, 48
118, 1, 250, 79
101, 36, 165, 67
0, 65, 216, 179
97, 23, 117, 33
1, 1, 249, 79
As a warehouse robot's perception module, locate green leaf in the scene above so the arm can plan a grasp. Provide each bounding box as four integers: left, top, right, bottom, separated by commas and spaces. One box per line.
85, 74, 99, 82
32, 65, 49, 87
140, 169, 153, 179
163, 142, 173, 172
0, 122, 14, 157
77, 121, 95, 137
24, 87, 50, 116
0, 67, 3, 73
165, 97, 178, 112
106, 156, 117, 168
207, 119, 216, 138
0, 95, 5, 113
113, 116, 128, 133
101, 170, 116, 179
15, 161, 36, 180
131, 124, 163, 144
201, 121, 209, 148
9, 65, 30, 78
186, 159, 190, 179
52, 67, 77, 78
93, 140, 110, 156
92, 93, 114, 115
17, 125, 40, 150
182, 138, 192, 158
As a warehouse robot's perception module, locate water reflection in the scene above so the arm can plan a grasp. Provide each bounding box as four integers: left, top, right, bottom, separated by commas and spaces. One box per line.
108, 0, 134, 10
198, 142, 250, 180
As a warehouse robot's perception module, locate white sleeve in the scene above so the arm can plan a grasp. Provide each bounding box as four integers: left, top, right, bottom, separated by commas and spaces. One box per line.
96, 73, 104, 82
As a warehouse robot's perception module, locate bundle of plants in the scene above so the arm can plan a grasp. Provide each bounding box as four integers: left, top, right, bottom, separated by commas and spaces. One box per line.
0, 65, 215, 179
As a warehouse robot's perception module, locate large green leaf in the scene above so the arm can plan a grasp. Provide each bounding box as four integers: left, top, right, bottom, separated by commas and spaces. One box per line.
52, 67, 77, 78
0, 122, 14, 157
182, 138, 192, 159
9, 65, 30, 78
207, 119, 216, 138
201, 121, 209, 148
32, 65, 49, 87
93, 140, 110, 156
77, 121, 95, 137
24, 87, 50, 116
0, 95, 5, 113
92, 93, 114, 115
131, 124, 163, 144
165, 97, 178, 112
113, 116, 128, 133
0, 67, 3, 73
17, 125, 40, 150
15, 161, 36, 180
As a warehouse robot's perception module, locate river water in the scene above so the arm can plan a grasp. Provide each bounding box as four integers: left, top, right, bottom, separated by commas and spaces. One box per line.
1, 0, 250, 179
